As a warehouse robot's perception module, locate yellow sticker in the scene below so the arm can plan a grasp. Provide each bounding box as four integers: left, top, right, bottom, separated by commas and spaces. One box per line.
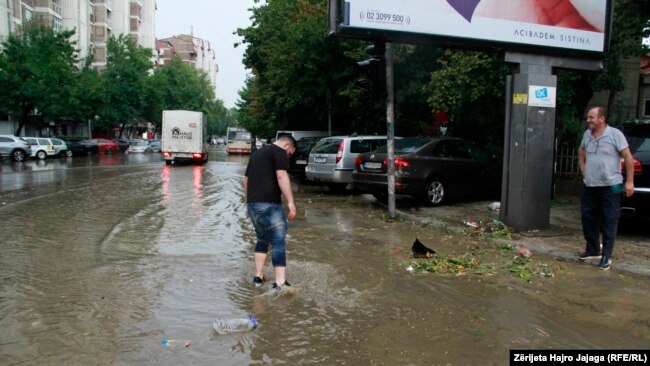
513, 93, 528, 104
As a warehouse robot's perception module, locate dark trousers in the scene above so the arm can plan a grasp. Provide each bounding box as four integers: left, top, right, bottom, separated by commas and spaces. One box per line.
581, 185, 621, 258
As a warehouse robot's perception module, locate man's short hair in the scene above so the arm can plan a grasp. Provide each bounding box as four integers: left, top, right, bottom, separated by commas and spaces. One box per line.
591, 106, 607, 119
277, 135, 297, 147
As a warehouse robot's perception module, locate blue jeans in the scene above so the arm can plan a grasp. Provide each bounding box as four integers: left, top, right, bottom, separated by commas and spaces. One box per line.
581, 185, 621, 259
247, 202, 288, 267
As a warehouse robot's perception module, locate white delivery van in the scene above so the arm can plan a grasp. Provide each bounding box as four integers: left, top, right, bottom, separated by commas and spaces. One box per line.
275, 130, 329, 141
161, 110, 209, 165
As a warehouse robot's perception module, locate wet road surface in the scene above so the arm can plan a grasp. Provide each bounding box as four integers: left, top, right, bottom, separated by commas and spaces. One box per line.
1, 149, 649, 365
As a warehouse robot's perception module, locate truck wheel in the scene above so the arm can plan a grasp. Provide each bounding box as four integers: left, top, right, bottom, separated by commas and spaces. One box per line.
165, 160, 172, 165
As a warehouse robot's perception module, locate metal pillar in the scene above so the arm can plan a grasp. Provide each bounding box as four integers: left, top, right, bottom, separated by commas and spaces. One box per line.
500, 53, 602, 231
386, 42, 396, 219
500, 62, 556, 230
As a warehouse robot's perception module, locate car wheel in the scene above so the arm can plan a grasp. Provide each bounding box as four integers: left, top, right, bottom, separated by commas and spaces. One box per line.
36, 150, 47, 160
106, 148, 114, 155
422, 177, 446, 206
11, 149, 26, 162
64, 150, 73, 158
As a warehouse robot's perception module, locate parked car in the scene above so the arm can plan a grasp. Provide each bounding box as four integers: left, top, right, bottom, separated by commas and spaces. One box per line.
305, 135, 396, 192
49, 138, 72, 157
58, 137, 99, 156
88, 138, 119, 155
126, 139, 153, 154
353, 137, 502, 206
0, 134, 32, 162
23, 137, 57, 160
618, 123, 650, 218
111, 138, 131, 153
289, 136, 323, 179
148, 139, 161, 153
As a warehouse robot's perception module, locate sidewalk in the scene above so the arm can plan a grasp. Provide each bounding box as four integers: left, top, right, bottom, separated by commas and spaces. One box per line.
395, 196, 650, 277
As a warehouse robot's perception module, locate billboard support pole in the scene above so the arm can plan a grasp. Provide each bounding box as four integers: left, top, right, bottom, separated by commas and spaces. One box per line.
501, 60, 555, 231
386, 42, 396, 219
500, 52, 603, 231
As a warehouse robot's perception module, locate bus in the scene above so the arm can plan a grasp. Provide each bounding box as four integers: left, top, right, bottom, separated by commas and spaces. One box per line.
226, 127, 253, 154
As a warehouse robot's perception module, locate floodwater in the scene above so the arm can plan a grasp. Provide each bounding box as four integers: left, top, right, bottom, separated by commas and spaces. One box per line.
1, 148, 649, 365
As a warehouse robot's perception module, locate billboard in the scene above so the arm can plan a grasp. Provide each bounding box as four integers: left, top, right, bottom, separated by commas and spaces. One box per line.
332, 0, 611, 57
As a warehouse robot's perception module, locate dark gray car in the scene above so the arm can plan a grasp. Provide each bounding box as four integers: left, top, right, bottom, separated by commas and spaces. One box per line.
353, 137, 501, 206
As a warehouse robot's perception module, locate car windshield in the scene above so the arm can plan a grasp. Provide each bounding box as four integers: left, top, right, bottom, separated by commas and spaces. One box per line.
312, 139, 342, 154
132, 140, 148, 146
296, 138, 319, 155
374, 138, 432, 154
625, 125, 650, 152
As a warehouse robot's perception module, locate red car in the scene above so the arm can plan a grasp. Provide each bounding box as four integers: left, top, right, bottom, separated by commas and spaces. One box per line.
88, 139, 119, 155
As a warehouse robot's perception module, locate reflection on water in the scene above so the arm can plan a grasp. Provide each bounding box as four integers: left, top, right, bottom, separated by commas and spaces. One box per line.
0, 159, 649, 365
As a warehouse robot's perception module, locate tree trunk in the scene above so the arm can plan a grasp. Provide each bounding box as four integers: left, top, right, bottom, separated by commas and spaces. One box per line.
14, 104, 31, 136
606, 90, 617, 122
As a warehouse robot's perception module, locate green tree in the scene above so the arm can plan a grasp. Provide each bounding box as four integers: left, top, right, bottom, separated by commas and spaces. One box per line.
98, 34, 154, 134
237, 0, 445, 137
204, 99, 236, 137
237, 0, 374, 135
64, 55, 104, 130
236, 77, 276, 139
426, 50, 511, 152
0, 22, 80, 135
147, 56, 218, 131
593, 0, 650, 121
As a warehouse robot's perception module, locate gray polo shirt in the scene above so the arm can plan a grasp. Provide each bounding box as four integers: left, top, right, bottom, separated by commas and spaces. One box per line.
580, 125, 628, 187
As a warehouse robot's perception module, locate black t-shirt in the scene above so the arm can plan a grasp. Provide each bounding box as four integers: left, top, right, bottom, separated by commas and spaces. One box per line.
245, 144, 289, 203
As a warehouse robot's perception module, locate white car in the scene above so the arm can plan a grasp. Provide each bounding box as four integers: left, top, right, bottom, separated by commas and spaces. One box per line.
23, 137, 57, 160
305, 135, 398, 192
49, 138, 72, 157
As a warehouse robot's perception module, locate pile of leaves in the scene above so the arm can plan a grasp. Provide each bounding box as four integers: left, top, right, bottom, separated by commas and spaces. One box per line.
409, 253, 485, 275
464, 219, 513, 240
408, 244, 561, 281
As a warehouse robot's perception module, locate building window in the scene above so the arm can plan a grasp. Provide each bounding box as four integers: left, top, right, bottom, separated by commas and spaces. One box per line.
53, 17, 63, 32
23, 7, 33, 22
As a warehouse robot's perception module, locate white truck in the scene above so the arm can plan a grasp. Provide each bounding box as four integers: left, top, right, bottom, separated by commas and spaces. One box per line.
161, 110, 209, 165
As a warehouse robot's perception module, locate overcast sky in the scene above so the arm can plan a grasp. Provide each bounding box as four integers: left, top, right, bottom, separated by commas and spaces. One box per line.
155, 0, 258, 109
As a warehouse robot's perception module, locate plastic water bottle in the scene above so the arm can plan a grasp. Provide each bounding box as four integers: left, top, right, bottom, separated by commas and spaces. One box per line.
213, 314, 258, 334
161, 339, 191, 348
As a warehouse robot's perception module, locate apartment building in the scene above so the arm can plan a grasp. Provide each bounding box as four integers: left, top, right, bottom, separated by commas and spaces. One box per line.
0, 0, 156, 135
158, 34, 219, 91
0, 0, 155, 67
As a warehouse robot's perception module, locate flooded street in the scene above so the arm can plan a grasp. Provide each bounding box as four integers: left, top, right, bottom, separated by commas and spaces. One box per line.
1, 149, 649, 365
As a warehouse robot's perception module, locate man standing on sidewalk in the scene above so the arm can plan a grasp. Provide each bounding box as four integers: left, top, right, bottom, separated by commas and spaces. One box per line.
243, 135, 297, 289
578, 106, 635, 270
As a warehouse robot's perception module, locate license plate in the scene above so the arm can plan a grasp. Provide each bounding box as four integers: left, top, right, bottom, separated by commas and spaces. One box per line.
176, 153, 191, 157
314, 157, 326, 163
364, 162, 382, 169
296, 159, 307, 165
